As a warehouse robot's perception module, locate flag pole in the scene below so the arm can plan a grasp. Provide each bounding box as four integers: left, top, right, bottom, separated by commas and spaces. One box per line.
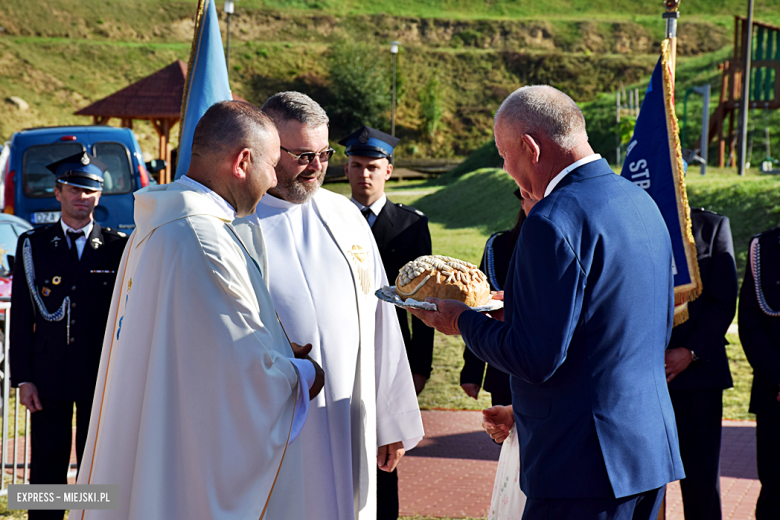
664, 0, 681, 82
738, 0, 755, 176
658, 6, 681, 517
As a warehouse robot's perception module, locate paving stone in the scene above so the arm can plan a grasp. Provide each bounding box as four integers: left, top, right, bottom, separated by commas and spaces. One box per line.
399, 412, 761, 519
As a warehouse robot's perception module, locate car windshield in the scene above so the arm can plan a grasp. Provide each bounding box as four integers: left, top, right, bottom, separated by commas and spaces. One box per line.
93, 142, 133, 195
22, 141, 134, 197
23, 143, 84, 198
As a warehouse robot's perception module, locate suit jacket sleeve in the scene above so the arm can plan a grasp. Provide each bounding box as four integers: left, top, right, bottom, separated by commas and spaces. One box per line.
10, 234, 35, 386
739, 248, 780, 388
407, 217, 435, 378
676, 216, 738, 361
458, 214, 584, 385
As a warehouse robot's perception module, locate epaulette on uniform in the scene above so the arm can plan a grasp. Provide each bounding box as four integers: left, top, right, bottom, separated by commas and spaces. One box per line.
753, 227, 780, 241
103, 227, 129, 238
396, 203, 426, 218
692, 207, 717, 215
22, 228, 37, 236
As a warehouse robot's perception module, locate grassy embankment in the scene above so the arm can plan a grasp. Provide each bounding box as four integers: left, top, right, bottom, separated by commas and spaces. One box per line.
0, 0, 756, 164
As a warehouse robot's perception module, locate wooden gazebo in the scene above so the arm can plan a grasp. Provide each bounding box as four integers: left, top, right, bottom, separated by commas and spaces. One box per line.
75, 60, 187, 184
75, 60, 244, 184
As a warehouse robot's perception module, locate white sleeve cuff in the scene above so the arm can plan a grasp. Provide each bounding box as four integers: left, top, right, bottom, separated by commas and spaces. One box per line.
288, 357, 315, 443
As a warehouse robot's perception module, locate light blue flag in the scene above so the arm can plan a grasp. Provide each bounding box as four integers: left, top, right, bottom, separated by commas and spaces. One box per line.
175, 0, 232, 180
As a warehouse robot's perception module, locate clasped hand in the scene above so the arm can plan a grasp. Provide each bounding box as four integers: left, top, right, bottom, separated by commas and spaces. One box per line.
482, 405, 514, 444
291, 342, 325, 400
287, 342, 407, 471
377, 441, 405, 473
19, 383, 43, 413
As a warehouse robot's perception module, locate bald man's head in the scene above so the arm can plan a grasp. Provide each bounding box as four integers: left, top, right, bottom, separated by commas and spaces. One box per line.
187, 101, 281, 217
191, 101, 277, 163
495, 85, 587, 151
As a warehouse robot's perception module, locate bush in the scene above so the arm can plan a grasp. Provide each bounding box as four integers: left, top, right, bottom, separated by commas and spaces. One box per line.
419, 76, 445, 138
326, 41, 390, 131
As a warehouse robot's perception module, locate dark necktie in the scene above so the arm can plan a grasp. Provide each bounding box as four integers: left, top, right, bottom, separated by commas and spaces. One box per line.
67, 230, 84, 262
361, 207, 372, 224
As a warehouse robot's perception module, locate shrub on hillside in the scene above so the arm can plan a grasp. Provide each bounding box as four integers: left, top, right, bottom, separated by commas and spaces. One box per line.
326, 42, 391, 131
419, 76, 444, 138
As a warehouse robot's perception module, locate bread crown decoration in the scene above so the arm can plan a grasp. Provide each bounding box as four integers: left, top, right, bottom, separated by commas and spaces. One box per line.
396, 255, 486, 297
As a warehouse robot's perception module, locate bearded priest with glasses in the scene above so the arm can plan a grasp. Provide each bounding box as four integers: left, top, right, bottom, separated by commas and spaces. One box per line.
232, 91, 424, 520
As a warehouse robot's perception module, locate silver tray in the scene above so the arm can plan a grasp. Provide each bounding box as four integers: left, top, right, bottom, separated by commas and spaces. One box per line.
376, 286, 504, 313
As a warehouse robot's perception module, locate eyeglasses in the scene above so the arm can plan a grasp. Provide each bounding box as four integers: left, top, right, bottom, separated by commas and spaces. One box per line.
280, 146, 335, 165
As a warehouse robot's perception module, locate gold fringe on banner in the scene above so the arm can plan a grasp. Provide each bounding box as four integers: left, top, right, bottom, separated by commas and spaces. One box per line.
179, 0, 208, 132
661, 39, 702, 318
673, 302, 689, 327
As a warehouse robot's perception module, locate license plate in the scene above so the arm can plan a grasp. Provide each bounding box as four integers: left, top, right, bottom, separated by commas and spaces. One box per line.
31, 211, 61, 224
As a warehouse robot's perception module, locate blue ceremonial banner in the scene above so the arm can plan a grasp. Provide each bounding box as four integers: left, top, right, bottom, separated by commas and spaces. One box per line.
621, 39, 701, 323
175, 0, 232, 180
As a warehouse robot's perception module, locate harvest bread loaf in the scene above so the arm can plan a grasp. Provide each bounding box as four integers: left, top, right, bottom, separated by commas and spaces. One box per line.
395, 255, 491, 307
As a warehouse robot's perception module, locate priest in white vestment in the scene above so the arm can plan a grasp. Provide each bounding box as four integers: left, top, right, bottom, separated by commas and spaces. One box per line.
235, 92, 424, 520
73, 102, 323, 520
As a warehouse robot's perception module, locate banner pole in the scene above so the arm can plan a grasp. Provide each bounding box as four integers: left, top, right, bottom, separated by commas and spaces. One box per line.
664, 0, 681, 82
738, 0, 755, 175
659, 6, 682, 518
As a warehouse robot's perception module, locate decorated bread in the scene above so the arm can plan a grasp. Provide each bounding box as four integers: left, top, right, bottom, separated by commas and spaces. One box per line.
395, 255, 491, 307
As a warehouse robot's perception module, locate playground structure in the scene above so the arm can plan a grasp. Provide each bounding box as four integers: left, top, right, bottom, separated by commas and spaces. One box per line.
709, 16, 780, 168
615, 87, 642, 166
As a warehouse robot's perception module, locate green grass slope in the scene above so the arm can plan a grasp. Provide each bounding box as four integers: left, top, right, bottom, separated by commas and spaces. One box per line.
0, 0, 746, 163
2, 0, 776, 24
445, 45, 739, 176
255, 0, 779, 21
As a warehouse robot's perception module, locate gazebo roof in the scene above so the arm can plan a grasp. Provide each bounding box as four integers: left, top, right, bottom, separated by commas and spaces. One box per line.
76, 60, 188, 120
75, 61, 248, 120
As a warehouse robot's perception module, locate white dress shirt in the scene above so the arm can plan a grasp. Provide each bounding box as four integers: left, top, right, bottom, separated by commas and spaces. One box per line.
544, 154, 603, 198
350, 193, 387, 228
61, 219, 93, 260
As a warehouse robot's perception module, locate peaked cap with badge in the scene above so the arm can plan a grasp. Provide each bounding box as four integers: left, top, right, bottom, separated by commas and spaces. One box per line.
339, 126, 400, 159
46, 151, 108, 191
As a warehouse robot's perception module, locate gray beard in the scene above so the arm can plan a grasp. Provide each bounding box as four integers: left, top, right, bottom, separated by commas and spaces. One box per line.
274, 171, 325, 204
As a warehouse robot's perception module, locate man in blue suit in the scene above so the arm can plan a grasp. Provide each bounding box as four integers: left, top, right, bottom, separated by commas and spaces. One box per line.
411, 85, 685, 519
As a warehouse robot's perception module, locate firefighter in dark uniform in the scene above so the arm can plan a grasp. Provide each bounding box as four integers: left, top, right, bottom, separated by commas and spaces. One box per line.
739, 227, 780, 519
10, 152, 128, 520
664, 207, 737, 520
340, 126, 433, 520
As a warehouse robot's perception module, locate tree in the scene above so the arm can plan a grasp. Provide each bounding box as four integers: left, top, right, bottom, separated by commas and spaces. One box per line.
326, 42, 391, 131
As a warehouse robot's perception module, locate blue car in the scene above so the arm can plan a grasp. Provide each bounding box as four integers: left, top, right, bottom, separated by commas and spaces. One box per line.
2, 126, 154, 231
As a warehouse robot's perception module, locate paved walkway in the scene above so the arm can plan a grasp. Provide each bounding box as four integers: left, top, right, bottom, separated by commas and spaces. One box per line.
398, 411, 761, 519
3, 411, 761, 519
